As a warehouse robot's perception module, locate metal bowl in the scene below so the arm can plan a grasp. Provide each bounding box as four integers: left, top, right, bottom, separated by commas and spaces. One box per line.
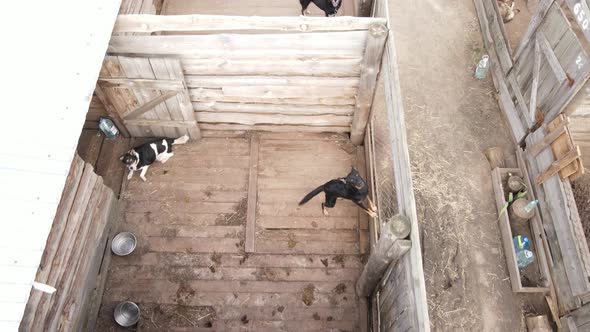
111, 232, 137, 256
114, 301, 140, 327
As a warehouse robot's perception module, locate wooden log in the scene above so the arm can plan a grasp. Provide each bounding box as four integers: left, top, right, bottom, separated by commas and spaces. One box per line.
124, 119, 197, 129
108, 31, 368, 57
198, 123, 350, 133
350, 23, 388, 145
196, 112, 352, 127
185, 75, 360, 89
19, 155, 86, 330
484, 147, 505, 169
356, 215, 411, 297
114, 14, 386, 33
31, 165, 100, 330
245, 133, 259, 253
181, 57, 362, 77
193, 102, 354, 116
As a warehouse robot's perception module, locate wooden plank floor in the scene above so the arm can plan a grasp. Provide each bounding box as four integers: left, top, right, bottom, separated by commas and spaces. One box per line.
96, 132, 367, 332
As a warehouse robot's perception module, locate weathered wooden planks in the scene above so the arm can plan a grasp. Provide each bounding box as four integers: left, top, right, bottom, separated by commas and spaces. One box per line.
20, 155, 119, 331
114, 14, 386, 33
97, 135, 364, 330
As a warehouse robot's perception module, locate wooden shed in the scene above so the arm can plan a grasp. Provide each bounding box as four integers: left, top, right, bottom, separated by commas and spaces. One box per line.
12, 0, 430, 331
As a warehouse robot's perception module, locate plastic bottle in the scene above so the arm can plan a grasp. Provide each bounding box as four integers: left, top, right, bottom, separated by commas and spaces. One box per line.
516, 249, 534, 269
474, 55, 490, 79
98, 117, 120, 140
523, 199, 539, 214
513, 235, 530, 251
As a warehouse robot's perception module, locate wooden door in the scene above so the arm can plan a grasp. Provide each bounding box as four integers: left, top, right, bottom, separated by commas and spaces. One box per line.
95, 56, 201, 139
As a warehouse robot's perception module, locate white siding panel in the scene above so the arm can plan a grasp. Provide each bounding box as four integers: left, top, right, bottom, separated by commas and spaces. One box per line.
0, 0, 121, 329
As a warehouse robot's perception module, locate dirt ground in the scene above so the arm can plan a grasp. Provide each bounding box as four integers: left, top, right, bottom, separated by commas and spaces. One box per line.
573, 173, 590, 244
389, 0, 549, 330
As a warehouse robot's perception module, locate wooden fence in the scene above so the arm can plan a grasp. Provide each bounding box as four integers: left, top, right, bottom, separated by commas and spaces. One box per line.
19, 155, 119, 331
365, 0, 431, 331
98, 14, 387, 144
475, 0, 590, 317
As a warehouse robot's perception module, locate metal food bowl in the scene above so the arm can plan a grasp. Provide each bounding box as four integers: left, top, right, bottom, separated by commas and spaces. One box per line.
111, 232, 137, 256
114, 301, 140, 327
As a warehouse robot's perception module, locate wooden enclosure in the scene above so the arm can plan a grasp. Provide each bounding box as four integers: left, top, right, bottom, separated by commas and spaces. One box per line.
15, 0, 435, 330
475, 0, 590, 318
95, 14, 388, 144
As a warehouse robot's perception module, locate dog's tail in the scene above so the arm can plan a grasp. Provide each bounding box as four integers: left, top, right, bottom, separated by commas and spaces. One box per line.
172, 135, 190, 145
299, 185, 324, 206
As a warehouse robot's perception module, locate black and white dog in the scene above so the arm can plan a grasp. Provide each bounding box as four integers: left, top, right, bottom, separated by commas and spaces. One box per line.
120, 135, 189, 182
299, 167, 377, 217
300, 0, 342, 17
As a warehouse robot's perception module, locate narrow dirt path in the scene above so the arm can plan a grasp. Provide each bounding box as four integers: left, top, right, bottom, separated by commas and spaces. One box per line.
389, 0, 532, 330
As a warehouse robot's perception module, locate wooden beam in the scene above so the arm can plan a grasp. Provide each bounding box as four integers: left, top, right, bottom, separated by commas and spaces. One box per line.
537, 30, 569, 84
123, 90, 178, 119
356, 215, 411, 297
98, 77, 185, 91
530, 39, 542, 121
508, 73, 530, 119
514, 0, 554, 59
114, 14, 387, 33
245, 133, 259, 253
108, 32, 368, 57
193, 102, 354, 116
536, 146, 581, 184
93, 84, 130, 137
124, 119, 197, 128
528, 117, 570, 156
350, 23, 388, 145
195, 112, 352, 127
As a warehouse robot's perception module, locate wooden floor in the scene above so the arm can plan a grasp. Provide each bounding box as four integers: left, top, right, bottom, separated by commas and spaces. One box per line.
95, 132, 368, 332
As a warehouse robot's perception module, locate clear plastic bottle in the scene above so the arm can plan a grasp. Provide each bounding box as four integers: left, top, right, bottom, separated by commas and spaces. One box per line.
474, 55, 489, 79
523, 199, 539, 213
516, 249, 534, 269
98, 117, 120, 140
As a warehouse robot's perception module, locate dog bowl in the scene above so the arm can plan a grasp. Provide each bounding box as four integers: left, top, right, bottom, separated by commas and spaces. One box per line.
111, 232, 137, 256
114, 301, 140, 327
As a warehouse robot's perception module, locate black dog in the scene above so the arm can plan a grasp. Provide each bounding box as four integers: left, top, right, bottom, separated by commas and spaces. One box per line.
120, 135, 189, 182
299, 167, 377, 217
300, 0, 342, 17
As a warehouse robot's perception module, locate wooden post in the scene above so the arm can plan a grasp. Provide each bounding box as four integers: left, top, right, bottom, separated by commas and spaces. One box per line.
356, 215, 411, 297
484, 147, 505, 169
350, 23, 388, 145
245, 133, 259, 253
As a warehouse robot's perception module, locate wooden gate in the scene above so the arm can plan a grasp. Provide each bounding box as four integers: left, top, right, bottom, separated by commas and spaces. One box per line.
510, 2, 590, 131
95, 56, 201, 139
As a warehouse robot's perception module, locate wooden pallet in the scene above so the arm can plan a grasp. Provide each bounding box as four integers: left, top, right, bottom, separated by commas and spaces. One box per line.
529, 114, 584, 184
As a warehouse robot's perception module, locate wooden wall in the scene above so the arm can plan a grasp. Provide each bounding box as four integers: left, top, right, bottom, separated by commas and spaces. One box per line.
161, 0, 369, 17
370, 0, 431, 331
104, 15, 387, 136
19, 155, 119, 332
565, 81, 590, 166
